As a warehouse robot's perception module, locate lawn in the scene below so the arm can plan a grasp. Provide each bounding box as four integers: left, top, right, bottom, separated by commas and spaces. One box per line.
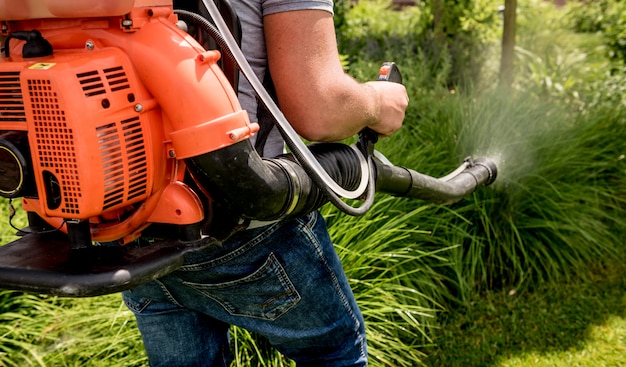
427, 259, 626, 367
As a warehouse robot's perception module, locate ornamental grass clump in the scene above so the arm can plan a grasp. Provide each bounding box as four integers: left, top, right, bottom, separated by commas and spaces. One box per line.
0, 291, 146, 367
392, 85, 626, 303
324, 197, 452, 366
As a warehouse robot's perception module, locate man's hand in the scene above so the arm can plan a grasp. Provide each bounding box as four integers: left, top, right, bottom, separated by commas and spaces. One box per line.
364, 81, 408, 138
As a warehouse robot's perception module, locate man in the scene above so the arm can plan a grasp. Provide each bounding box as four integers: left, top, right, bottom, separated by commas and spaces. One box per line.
122, 0, 409, 365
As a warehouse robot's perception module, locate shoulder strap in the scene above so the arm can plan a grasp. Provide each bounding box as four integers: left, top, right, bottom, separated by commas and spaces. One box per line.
254, 69, 278, 156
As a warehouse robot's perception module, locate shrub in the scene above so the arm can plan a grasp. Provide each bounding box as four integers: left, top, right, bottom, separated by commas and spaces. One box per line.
337, 0, 501, 87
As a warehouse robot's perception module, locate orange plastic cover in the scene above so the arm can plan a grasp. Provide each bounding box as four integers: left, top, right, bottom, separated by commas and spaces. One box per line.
0, 0, 146, 20
9, 48, 162, 220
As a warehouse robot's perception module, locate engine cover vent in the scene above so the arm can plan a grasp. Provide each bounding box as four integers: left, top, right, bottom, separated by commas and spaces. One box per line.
27, 78, 81, 216
97, 116, 147, 211
104, 66, 130, 92
77, 65, 130, 98
0, 71, 26, 123
77, 70, 105, 97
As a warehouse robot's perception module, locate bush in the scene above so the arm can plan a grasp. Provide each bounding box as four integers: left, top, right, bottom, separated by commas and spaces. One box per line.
565, 0, 612, 33
337, 0, 501, 87
566, 0, 626, 64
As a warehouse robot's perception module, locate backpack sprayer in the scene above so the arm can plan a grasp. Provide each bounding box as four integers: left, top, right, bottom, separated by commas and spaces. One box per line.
0, 0, 497, 296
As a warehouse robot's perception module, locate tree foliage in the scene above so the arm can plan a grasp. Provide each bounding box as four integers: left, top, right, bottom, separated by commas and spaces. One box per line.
335, 0, 501, 87
566, 0, 626, 63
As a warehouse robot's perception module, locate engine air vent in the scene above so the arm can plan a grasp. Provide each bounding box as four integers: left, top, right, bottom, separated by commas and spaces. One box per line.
27, 78, 81, 216
77, 70, 106, 97
77, 66, 130, 98
97, 116, 147, 211
0, 71, 26, 123
104, 66, 130, 92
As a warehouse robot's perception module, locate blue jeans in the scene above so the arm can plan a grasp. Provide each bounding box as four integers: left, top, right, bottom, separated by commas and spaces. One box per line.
122, 211, 367, 367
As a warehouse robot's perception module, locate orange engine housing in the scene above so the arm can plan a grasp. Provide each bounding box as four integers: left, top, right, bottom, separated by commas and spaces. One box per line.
4, 48, 161, 219
0, 1, 259, 243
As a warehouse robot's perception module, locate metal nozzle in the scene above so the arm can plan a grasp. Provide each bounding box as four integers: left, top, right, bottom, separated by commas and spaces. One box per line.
374, 155, 498, 205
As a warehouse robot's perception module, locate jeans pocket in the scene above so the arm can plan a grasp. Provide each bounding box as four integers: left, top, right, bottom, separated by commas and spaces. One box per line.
122, 291, 153, 313
182, 252, 301, 321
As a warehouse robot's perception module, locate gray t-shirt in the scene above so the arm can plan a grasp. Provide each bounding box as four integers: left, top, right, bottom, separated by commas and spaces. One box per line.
231, 0, 333, 157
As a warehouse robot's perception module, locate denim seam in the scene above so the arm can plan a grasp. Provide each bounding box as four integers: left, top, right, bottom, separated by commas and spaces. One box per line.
262, 253, 302, 317
122, 293, 151, 313
179, 221, 284, 271
296, 213, 367, 361
154, 278, 184, 308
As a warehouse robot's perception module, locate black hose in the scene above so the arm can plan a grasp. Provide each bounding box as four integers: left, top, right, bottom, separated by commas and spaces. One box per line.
187, 140, 366, 221
375, 157, 498, 204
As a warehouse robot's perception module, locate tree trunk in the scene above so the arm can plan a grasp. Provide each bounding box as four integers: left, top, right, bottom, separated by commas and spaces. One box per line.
499, 0, 517, 88
432, 0, 445, 43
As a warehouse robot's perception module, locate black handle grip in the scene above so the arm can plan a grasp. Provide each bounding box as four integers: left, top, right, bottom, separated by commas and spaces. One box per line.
377, 62, 402, 84
359, 62, 404, 153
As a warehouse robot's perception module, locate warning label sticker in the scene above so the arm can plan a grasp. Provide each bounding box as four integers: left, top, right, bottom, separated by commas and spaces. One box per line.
29, 63, 56, 70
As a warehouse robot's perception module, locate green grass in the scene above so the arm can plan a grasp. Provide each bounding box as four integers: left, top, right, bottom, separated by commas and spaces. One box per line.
0, 292, 147, 366
425, 259, 626, 367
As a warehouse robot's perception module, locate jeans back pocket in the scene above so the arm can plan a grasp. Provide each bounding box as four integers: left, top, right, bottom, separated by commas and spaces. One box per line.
182, 253, 301, 321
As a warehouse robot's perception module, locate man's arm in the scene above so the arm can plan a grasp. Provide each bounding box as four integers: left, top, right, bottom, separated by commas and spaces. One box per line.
264, 9, 408, 142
